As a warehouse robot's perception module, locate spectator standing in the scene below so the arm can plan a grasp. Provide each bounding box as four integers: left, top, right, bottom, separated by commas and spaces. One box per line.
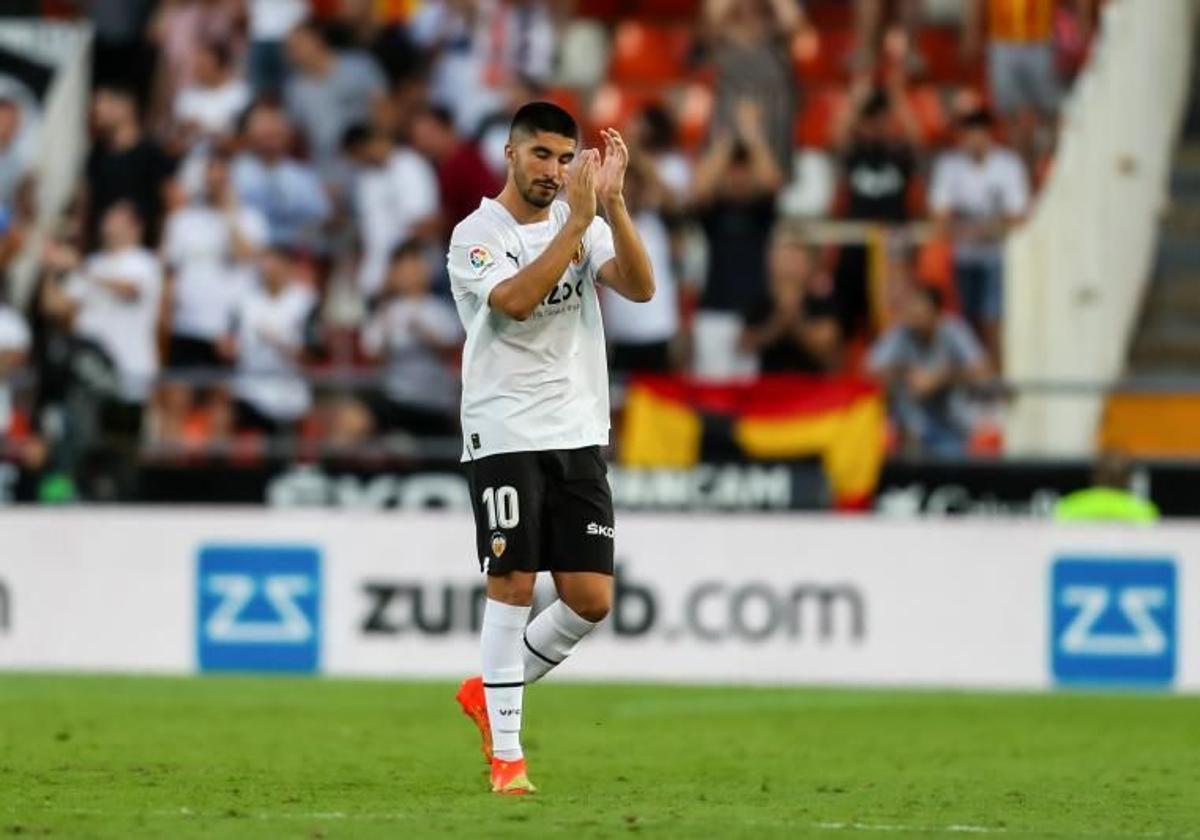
163, 152, 268, 369
86, 86, 176, 248
0, 288, 30, 439
704, 0, 806, 173
831, 75, 922, 338
601, 162, 681, 375
358, 241, 464, 437
343, 126, 441, 301
86, 0, 158, 105
629, 104, 693, 209
690, 100, 785, 378
172, 42, 253, 142
963, 0, 1094, 162
868, 284, 990, 457
851, 0, 927, 74
410, 105, 502, 242
231, 102, 332, 250
930, 109, 1029, 360
150, 0, 243, 124
247, 0, 310, 98
224, 246, 316, 437
284, 19, 387, 176
740, 226, 841, 373
409, 0, 559, 136
44, 202, 164, 435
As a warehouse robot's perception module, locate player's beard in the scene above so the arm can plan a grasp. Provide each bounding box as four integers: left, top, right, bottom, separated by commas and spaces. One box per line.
517, 169, 559, 208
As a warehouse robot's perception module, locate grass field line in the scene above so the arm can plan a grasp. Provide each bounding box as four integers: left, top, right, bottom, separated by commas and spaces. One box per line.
14, 808, 1190, 837
811, 821, 1185, 838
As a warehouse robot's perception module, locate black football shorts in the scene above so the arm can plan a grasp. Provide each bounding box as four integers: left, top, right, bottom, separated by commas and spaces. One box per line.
465, 445, 615, 576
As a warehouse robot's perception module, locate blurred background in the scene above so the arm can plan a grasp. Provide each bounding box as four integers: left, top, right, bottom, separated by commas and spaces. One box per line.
0, 0, 1195, 520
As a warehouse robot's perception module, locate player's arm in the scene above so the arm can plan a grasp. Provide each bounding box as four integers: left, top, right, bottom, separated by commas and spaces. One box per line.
595, 129, 654, 303
487, 150, 601, 321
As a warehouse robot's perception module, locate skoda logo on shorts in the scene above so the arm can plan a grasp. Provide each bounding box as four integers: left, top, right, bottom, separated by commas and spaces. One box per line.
490, 531, 507, 558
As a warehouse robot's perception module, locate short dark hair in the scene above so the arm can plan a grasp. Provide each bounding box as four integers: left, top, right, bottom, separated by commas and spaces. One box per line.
861, 89, 890, 120
340, 122, 374, 152
914, 284, 944, 312
960, 107, 994, 131
509, 101, 578, 143
421, 104, 457, 130
389, 238, 425, 264
638, 104, 676, 150
198, 40, 233, 69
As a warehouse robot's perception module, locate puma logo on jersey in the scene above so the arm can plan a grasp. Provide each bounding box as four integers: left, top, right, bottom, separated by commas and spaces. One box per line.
505, 250, 520, 266
586, 522, 614, 539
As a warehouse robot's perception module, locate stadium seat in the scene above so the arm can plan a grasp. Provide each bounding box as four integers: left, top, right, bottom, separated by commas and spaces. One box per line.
673, 81, 714, 150
609, 21, 693, 85
793, 85, 847, 149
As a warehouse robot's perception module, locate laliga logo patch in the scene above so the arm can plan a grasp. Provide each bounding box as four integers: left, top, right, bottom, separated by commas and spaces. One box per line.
468, 245, 495, 274
490, 531, 507, 558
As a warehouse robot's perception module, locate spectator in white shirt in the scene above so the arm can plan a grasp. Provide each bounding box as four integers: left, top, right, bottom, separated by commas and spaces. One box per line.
173, 42, 252, 141
284, 19, 387, 176
164, 151, 269, 369
342, 125, 440, 302
42, 201, 164, 439
222, 245, 316, 437
231, 101, 331, 250
601, 163, 681, 375
930, 108, 1030, 360
332, 240, 463, 446
160, 151, 269, 442
0, 290, 30, 439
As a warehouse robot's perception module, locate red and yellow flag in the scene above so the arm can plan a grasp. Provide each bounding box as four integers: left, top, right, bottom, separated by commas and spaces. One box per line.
620, 376, 886, 509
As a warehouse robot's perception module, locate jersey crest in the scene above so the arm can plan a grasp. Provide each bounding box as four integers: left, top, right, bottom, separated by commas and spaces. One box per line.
468, 245, 496, 274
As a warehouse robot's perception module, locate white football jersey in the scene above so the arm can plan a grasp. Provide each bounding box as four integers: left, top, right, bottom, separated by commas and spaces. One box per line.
448, 197, 616, 461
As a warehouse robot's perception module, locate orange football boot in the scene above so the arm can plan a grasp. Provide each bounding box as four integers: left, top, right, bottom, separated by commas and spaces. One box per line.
490, 756, 536, 795
455, 676, 492, 763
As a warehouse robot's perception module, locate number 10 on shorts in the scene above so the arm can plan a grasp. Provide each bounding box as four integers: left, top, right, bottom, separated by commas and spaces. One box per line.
482, 485, 520, 529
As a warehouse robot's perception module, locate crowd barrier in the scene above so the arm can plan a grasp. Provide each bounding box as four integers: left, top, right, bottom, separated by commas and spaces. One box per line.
1, 510, 1196, 691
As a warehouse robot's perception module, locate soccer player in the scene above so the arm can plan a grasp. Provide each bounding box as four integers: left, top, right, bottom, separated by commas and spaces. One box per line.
448, 102, 654, 795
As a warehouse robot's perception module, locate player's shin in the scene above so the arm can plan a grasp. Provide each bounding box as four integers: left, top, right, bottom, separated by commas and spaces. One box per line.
481, 599, 531, 761
522, 600, 599, 683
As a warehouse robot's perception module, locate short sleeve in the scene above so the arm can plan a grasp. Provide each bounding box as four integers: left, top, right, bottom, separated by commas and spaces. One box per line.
1001, 154, 1030, 216
867, 328, 906, 373
0, 309, 30, 352
944, 318, 986, 367
420, 299, 465, 344
162, 212, 186, 268
394, 152, 440, 222
448, 221, 518, 308
238, 207, 270, 251
929, 155, 954, 214
585, 216, 616, 278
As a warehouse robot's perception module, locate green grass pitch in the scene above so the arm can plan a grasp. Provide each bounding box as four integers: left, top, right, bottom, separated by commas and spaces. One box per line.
1, 675, 1198, 838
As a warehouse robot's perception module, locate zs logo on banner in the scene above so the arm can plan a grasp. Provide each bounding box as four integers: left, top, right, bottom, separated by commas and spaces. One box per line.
197, 545, 321, 673
1051, 557, 1176, 686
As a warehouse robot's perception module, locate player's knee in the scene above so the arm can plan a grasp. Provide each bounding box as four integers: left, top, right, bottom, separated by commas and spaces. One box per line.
487, 572, 537, 606
569, 593, 611, 623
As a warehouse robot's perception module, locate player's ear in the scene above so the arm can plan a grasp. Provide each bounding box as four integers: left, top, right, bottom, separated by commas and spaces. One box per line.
504, 142, 515, 168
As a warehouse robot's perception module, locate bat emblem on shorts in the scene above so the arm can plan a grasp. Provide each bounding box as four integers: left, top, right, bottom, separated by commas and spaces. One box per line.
490, 531, 507, 558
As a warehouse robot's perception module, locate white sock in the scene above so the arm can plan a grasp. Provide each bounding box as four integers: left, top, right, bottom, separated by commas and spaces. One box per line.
523, 600, 598, 684
481, 599, 531, 762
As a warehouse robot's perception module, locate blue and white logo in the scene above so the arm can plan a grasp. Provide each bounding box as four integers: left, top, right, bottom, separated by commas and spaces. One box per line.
197, 545, 321, 673
1050, 557, 1176, 686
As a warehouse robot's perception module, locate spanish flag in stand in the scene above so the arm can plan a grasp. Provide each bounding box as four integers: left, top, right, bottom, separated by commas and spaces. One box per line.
620, 376, 886, 510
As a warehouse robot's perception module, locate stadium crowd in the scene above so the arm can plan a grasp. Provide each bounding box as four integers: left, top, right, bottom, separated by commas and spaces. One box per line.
0, 0, 1099, 499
